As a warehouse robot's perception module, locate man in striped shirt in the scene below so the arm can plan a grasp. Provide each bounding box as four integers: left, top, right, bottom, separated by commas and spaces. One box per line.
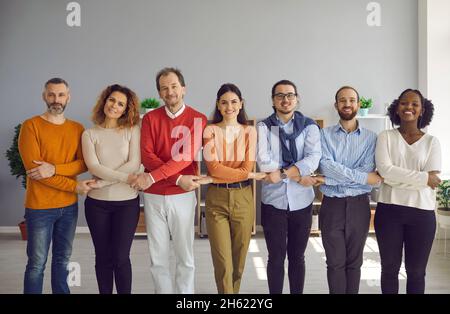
318, 86, 382, 294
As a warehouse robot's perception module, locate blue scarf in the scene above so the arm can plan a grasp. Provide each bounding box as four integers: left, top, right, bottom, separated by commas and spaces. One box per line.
262, 111, 318, 168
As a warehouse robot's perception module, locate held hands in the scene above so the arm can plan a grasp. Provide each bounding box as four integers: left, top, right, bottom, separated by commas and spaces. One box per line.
178, 175, 201, 191
129, 173, 154, 191
26, 160, 55, 180
75, 179, 96, 195
312, 175, 325, 186
367, 172, 383, 185
263, 170, 282, 184
195, 176, 213, 185
248, 172, 267, 181
296, 175, 319, 187
427, 171, 441, 190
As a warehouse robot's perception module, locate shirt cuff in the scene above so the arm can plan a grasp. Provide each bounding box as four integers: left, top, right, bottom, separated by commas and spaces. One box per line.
296, 162, 310, 178
354, 171, 368, 185
148, 173, 155, 184
175, 175, 182, 186
149, 169, 163, 183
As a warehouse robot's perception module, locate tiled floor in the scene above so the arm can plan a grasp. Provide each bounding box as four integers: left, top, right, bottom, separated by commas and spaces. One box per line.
1, 232, 449, 294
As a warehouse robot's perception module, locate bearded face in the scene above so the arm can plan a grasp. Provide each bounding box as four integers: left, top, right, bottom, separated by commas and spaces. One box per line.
46, 100, 67, 114
335, 88, 359, 121
337, 105, 358, 120
43, 83, 70, 115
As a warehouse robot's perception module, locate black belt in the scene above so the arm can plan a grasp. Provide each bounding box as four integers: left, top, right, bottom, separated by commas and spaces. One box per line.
212, 180, 251, 189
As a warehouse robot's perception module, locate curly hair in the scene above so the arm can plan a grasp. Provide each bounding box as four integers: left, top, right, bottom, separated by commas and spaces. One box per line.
387, 89, 434, 129
91, 84, 140, 128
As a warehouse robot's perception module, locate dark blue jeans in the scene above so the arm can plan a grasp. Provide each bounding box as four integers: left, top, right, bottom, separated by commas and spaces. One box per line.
23, 202, 78, 294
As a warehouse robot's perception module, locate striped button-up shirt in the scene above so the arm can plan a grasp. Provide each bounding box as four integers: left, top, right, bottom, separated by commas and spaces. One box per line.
319, 122, 377, 198
257, 115, 322, 211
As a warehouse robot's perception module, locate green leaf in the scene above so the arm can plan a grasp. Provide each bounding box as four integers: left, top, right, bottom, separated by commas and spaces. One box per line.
141, 98, 160, 109
5, 124, 26, 189
437, 180, 450, 209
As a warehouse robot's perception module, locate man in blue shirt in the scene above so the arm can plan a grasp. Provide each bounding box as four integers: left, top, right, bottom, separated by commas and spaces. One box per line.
257, 80, 321, 294
319, 86, 382, 294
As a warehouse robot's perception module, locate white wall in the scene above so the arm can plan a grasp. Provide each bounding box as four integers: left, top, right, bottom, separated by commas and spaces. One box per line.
0, 0, 419, 226
419, 0, 450, 178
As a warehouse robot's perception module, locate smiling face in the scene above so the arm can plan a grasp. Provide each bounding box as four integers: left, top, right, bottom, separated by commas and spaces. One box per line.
217, 91, 242, 122
272, 84, 298, 115
103, 91, 127, 120
158, 72, 186, 108
335, 88, 359, 121
397, 90, 423, 123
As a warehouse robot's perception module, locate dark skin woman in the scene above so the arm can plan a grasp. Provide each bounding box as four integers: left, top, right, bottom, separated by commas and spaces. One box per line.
390, 89, 441, 188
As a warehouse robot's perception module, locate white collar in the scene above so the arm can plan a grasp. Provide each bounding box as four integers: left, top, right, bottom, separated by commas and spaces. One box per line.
164, 103, 186, 119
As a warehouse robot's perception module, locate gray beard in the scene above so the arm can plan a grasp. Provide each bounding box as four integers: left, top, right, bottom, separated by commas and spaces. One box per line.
47, 103, 66, 114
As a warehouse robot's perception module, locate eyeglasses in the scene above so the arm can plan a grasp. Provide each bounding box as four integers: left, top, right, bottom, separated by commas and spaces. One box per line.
273, 93, 297, 101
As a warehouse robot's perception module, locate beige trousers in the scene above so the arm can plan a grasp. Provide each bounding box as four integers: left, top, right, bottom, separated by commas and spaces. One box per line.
205, 185, 254, 294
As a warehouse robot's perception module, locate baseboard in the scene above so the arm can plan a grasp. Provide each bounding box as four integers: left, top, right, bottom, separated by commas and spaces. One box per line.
0, 227, 18, 233
75, 227, 90, 233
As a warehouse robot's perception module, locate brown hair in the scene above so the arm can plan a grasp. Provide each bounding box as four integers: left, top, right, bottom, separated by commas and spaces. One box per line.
334, 86, 360, 103
91, 84, 140, 128
156, 67, 185, 91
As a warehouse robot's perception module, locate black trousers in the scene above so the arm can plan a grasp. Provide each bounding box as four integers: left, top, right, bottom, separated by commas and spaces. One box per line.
374, 202, 436, 294
319, 194, 371, 294
85, 196, 140, 294
261, 203, 312, 294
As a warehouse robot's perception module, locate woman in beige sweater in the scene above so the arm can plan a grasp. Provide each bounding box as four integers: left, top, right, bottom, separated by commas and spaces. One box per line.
82, 84, 141, 294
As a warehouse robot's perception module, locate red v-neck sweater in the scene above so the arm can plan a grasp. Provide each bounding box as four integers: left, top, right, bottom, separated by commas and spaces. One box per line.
141, 105, 207, 195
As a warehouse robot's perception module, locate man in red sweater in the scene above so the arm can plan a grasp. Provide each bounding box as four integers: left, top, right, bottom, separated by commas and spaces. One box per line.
132, 68, 206, 293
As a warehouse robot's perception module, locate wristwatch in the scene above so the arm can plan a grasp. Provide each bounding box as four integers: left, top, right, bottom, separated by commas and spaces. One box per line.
280, 168, 288, 180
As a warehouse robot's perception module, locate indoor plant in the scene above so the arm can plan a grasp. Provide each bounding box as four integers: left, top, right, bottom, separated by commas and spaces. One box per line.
5, 123, 27, 240
437, 180, 450, 228
140, 97, 160, 114
359, 96, 373, 116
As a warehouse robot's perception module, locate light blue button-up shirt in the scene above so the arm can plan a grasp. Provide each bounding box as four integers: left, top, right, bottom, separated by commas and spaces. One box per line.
257, 115, 321, 211
319, 122, 377, 198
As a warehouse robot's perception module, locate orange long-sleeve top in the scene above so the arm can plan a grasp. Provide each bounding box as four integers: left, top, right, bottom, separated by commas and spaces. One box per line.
18, 116, 87, 209
203, 124, 256, 183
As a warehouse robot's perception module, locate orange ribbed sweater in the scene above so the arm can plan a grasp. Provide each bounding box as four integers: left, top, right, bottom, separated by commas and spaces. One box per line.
203, 124, 256, 183
18, 116, 87, 209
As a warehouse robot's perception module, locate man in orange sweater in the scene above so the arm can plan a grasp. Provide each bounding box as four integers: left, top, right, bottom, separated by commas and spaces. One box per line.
132, 68, 206, 293
18, 78, 94, 294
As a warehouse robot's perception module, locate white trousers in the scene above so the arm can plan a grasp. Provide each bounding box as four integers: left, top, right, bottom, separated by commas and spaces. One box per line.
143, 191, 196, 294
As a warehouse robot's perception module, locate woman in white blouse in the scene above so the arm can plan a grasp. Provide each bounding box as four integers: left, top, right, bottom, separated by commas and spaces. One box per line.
82, 84, 141, 294
375, 89, 442, 294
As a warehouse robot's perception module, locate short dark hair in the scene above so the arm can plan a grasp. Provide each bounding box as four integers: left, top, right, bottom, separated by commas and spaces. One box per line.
387, 89, 434, 128
156, 67, 185, 91
271, 80, 298, 98
44, 77, 69, 88
212, 83, 249, 125
335, 86, 360, 103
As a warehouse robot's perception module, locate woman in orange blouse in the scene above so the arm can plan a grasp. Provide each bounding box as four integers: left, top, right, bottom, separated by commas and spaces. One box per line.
201, 83, 265, 293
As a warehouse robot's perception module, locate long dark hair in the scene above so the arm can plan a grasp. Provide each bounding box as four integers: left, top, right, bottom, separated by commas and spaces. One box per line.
211, 83, 249, 125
